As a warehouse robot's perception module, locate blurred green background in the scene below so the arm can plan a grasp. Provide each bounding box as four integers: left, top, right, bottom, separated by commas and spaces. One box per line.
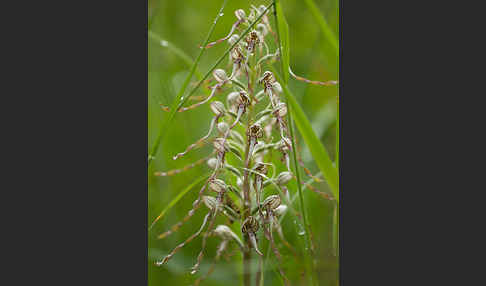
148, 0, 339, 285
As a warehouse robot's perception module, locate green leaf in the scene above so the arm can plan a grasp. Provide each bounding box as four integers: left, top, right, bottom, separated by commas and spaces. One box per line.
304, 0, 338, 55
149, 174, 210, 230
271, 68, 339, 202
274, 0, 290, 84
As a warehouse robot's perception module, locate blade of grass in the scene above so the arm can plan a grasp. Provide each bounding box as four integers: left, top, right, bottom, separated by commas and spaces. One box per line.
303, 0, 338, 54
149, 173, 210, 230
271, 68, 339, 202
148, 31, 203, 80
273, 2, 317, 285
148, 0, 229, 166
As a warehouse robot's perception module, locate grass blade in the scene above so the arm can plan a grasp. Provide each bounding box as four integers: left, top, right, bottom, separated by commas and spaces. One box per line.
148, 31, 203, 80
274, 0, 290, 84
149, 173, 210, 230
148, 0, 229, 166
303, 0, 338, 54
271, 68, 339, 202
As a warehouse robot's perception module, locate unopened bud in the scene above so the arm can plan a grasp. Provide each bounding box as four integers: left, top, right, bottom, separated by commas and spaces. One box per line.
214, 225, 237, 240
274, 205, 288, 216
207, 157, 218, 169
256, 23, 268, 36
209, 179, 227, 193
235, 9, 246, 21
210, 101, 226, 115
262, 195, 281, 210
213, 69, 228, 83
276, 171, 293, 185
274, 102, 287, 117
217, 122, 229, 133
272, 82, 283, 93
227, 91, 240, 107
203, 196, 219, 211
228, 34, 239, 45
213, 138, 228, 153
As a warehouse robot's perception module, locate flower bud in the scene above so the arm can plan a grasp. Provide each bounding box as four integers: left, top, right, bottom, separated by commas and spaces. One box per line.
217, 122, 229, 133
209, 179, 227, 193
228, 34, 239, 45
262, 195, 281, 210
203, 196, 219, 211
213, 69, 228, 83
213, 138, 228, 153
235, 9, 246, 21
207, 157, 218, 169
214, 225, 237, 240
272, 82, 283, 93
236, 177, 243, 188
274, 102, 287, 117
256, 23, 268, 36
227, 91, 240, 107
241, 216, 259, 234
276, 171, 293, 185
210, 101, 226, 115
274, 205, 288, 216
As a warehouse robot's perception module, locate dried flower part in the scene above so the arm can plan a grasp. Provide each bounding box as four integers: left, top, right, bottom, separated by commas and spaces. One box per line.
207, 157, 218, 169
245, 30, 260, 53
274, 102, 287, 117
210, 101, 226, 115
274, 205, 288, 217
228, 34, 239, 45
254, 162, 268, 176
209, 179, 227, 193
203, 196, 219, 211
247, 123, 263, 140
276, 171, 293, 185
213, 69, 228, 83
241, 216, 259, 234
235, 9, 246, 21
213, 138, 229, 153
262, 195, 281, 210
236, 91, 251, 108
259, 71, 275, 86
217, 122, 229, 133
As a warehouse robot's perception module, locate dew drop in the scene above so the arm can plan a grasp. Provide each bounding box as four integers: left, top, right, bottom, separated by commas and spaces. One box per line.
160, 40, 168, 47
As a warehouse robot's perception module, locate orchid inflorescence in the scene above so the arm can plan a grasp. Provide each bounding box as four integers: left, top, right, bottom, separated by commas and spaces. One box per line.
152, 3, 337, 285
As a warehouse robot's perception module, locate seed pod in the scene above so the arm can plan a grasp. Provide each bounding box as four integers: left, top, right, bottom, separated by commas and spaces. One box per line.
207, 157, 218, 169
213, 69, 228, 83
272, 82, 283, 93
274, 102, 287, 117
213, 138, 228, 153
262, 195, 281, 210
210, 101, 226, 116
235, 9, 246, 21
209, 179, 227, 193
241, 216, 259, 234
274, 205, 288, 217
228, 34, 239, 45
203, 196, 219, 211
217, 122, 229, 133
276, 171, 293, 185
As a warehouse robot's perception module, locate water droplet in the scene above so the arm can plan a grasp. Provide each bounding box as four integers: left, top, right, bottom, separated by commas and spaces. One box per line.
219, 13, 224, 16
160, 40, 168, 47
